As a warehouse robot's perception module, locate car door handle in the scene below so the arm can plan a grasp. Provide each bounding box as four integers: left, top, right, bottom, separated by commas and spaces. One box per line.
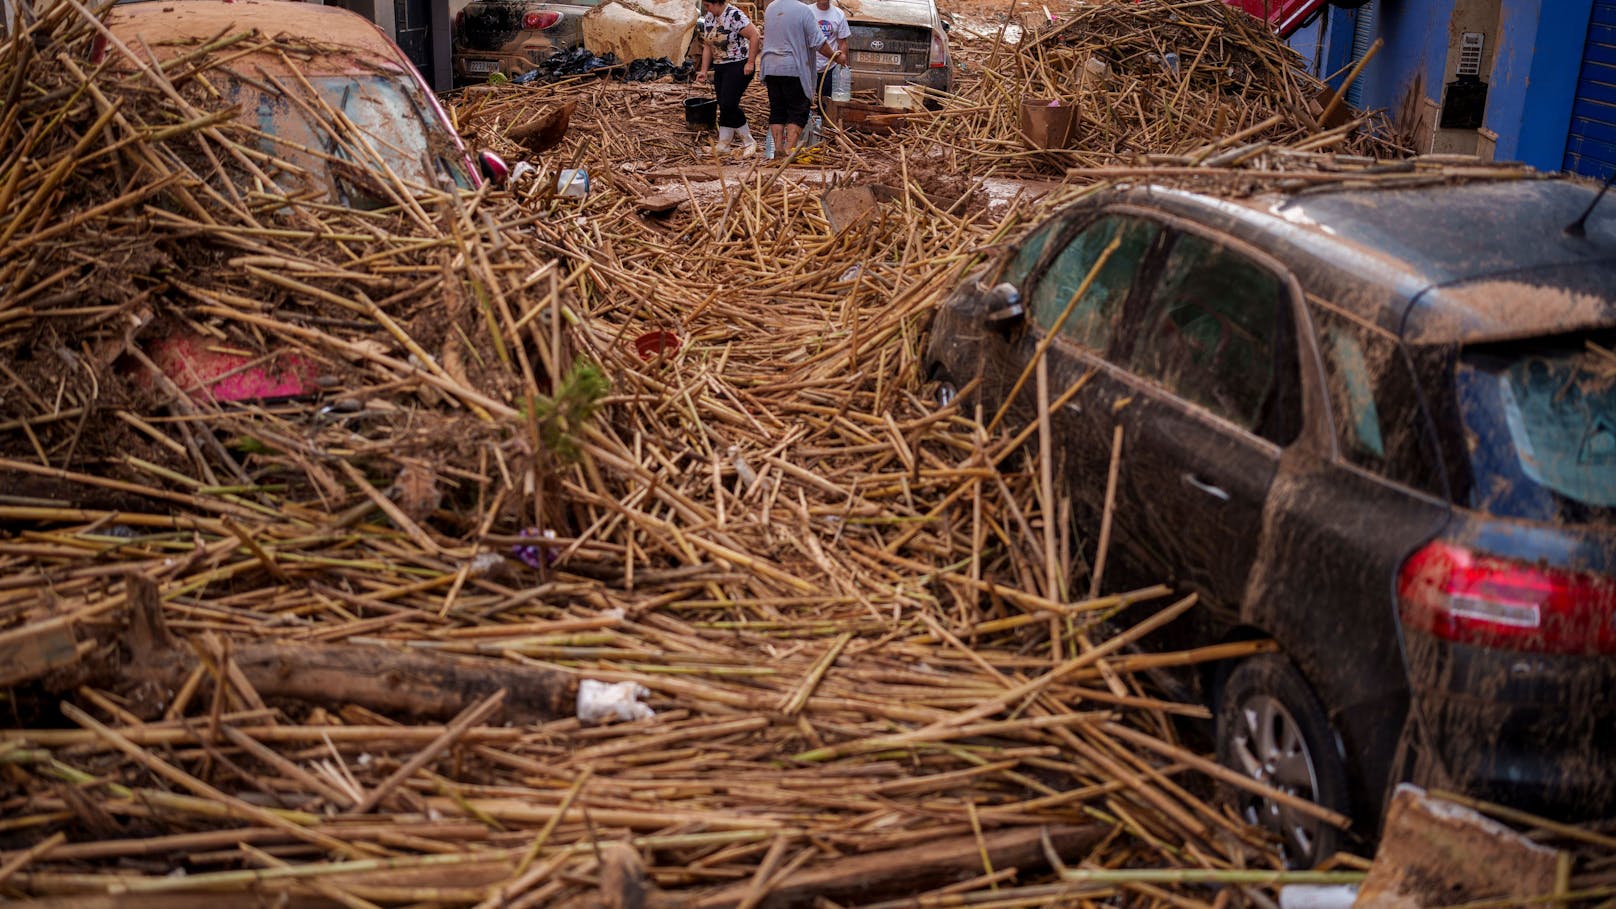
1181, 473, 1230, 501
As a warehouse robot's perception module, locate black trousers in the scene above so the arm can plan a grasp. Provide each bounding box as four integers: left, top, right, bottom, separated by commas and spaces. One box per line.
765, 74, 810, 127
712, 61, 752, 128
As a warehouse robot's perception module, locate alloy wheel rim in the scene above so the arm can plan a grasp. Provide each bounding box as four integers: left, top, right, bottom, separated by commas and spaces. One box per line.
1230, 693, 1323, 864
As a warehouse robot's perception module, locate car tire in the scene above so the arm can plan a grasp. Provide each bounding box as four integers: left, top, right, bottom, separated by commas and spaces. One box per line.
1216, 655, 1350, 868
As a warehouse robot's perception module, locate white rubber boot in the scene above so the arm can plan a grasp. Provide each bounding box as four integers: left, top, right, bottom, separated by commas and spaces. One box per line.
715, 126, 735, 154
735, 124, 757, 158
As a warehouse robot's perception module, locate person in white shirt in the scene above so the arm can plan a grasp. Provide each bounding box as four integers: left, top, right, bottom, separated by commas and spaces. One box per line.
811, 0, 850, 111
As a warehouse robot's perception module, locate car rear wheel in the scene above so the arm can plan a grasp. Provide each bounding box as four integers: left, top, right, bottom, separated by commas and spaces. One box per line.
1216, 655, 1350, 868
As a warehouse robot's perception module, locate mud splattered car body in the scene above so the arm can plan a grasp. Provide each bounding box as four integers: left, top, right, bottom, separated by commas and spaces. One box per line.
103, 0, 478, 403
106, 0, 476, 205
833, 0, 951, 103
926, 177, 1616, 863
452, 0, 596, 83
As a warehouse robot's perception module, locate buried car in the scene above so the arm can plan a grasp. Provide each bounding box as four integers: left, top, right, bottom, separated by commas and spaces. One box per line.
104, 0, 479, 205
101, 0, 484, 403
925, 176, 1616, 865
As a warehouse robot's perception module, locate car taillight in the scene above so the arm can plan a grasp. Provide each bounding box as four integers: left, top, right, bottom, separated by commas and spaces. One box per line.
1397, 541, 1616, 655
928, 31, 947, 68
523, 10, 563, 29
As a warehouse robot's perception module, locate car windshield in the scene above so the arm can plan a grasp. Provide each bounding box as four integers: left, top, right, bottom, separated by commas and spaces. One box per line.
1456, 334, 1616, 521
225, 72, 472, 203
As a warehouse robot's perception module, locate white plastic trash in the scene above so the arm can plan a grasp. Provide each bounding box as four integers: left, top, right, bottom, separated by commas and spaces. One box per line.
881, 85, 915, 109
577, 679, 654, 723
1277, 885, 1358, 909
802, 113, 824, 148
557, 167, 589, 198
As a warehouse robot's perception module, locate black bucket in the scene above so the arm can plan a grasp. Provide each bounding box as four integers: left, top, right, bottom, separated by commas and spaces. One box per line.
683, 96, 718, 129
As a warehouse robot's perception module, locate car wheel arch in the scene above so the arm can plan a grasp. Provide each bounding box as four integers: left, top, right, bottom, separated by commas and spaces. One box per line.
1204, 624, 1272, 703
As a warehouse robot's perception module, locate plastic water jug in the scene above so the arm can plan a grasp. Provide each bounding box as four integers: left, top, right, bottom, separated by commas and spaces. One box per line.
557, 167, 589, 198
831, 65, 852, 102
802, 113, 823, 147
764, 131, 776, 159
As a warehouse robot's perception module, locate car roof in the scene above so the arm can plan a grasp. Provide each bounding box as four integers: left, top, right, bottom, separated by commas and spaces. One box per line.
105, 0, 408, 75
834, 0, 937, 29
1131, 178, 1616, 345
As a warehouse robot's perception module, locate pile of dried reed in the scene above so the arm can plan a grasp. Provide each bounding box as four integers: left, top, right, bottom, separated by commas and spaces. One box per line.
911, 0, 1406, 174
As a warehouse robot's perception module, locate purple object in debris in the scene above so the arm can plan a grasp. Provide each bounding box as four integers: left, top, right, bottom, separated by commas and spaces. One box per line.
512, 528, 557, 568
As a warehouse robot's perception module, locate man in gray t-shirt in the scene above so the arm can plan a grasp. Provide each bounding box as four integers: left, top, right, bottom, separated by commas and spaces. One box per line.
759, 0, 844, 157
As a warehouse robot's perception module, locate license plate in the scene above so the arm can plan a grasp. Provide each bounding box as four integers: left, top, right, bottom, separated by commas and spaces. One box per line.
853, 51, 902, 67
466, 60, 500, 73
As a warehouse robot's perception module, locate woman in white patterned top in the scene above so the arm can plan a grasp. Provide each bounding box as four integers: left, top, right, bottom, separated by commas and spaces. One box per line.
694, 0, 761, 156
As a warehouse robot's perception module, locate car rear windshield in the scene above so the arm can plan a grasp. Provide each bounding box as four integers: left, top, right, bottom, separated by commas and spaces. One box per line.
227, 73, 471, 201
848, 25, 931, 73
1456, 333, 1616, 522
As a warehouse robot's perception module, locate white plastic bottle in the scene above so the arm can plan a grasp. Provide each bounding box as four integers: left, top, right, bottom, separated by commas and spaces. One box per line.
831, 65, 852, 102
803, 113, 823, 147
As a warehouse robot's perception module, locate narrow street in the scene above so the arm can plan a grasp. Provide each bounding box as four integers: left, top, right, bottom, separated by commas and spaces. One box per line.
1, 0, 1613, 906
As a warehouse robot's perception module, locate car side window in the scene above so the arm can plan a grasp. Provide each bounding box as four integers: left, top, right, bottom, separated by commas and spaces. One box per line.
1127, 232, 1300, 443
1000, 217, 1062, 290
1029, 214, 1159, 353
1320, 324, 1386, 460
1311, 306, 1446, 496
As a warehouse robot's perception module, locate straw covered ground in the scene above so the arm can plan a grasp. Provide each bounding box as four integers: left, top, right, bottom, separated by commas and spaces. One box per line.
3, 0, 1612, 906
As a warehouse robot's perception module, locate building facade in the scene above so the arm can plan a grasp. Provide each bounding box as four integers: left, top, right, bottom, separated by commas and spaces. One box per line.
1288, 0, 1614, 179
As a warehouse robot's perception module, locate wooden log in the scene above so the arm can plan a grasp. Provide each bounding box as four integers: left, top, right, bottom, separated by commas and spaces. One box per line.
126, 576, 576, 723
683, 824, 1105, 909
130, 641, 577, 725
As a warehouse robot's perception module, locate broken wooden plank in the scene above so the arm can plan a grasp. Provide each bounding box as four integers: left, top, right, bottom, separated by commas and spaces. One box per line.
1353, 785, 1562, 909
0, 615, 80, 687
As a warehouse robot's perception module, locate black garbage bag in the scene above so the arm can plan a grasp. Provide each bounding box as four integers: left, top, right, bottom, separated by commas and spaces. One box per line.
622, 57, 658, 81
615, 56, 697, 83
532, 46, 618, 79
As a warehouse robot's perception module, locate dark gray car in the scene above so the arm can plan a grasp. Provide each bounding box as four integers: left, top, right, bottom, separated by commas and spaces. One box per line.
925, 176, 1616, 866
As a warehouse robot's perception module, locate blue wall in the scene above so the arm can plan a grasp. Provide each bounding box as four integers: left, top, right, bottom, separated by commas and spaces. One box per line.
1488, 0, 1593, 167
1289, 0, 1595, 173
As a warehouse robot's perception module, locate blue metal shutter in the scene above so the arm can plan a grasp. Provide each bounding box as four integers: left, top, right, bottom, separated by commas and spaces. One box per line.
1565, 0, 1616, 178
